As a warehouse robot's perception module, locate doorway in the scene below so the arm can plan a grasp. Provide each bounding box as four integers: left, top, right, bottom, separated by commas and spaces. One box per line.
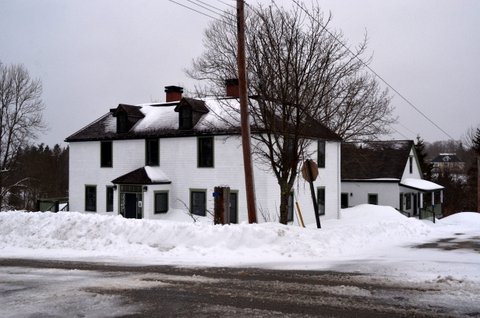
119, 185, 143, 219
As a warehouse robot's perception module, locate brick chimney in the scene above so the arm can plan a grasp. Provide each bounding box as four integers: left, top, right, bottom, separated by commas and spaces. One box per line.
225, 78, 239, 98
165, 85, 183, 102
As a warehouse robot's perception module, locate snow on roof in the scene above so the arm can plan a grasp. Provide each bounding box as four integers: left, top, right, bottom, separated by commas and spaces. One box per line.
400, 178, 444, 191
133, 105, 178, 132
145, 166, 170, 183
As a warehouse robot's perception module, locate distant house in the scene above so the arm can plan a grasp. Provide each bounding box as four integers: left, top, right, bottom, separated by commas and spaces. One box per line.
431, 153, 465, 180
341, 140, 444, 218
65, 83, 342, 224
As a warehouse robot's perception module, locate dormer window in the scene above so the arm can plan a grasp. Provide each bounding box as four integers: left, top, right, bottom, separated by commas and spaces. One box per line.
111, 104, 144, 134
179, 107, 193, 130
117, 112, 128, 133
174, 98, 209, 131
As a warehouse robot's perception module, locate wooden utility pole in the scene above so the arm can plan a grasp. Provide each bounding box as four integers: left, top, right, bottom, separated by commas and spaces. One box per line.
236, 0, 257, 223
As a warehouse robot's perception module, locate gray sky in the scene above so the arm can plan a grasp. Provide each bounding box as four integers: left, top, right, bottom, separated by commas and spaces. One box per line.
1, 0, 479, 146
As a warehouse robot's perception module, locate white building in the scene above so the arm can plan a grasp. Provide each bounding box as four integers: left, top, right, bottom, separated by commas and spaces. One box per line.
66, 85, 342, 224
341, 140, 444, 218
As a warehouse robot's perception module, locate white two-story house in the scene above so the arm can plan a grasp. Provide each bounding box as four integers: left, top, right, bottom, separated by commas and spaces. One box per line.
66, 84, 342, 224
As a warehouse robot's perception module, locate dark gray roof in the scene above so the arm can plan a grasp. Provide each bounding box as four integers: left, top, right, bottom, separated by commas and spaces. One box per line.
66, 97, 341, 142
111, 167, 171, 185
342, 140, 414, 180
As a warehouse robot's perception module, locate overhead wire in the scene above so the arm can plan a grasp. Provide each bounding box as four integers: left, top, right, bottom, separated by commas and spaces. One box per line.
168, 0, 234, 25
290, 0, 454, 140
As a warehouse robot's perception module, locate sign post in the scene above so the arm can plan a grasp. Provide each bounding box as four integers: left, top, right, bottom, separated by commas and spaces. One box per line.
302, 159, 321, 229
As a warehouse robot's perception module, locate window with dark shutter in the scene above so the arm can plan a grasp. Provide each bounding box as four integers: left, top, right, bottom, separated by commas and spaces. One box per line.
106, 186, 114, 212
85, 185, 97, 212
190, 190, 206, 216
287, 192, 294, 222
198, 137, 214, 168
317, 187, 325, 215
229, 192, 238, 224
154, 191, 168, 214
368, 193, 378, 205
100, 141, 112, 167
117, 112, 128, 133
145, 139, 159, 166
179, 108, 193, 130
317, 140, 325, 168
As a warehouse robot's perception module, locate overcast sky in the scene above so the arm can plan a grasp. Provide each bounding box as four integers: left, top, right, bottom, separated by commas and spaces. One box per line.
1, 0, 479, 146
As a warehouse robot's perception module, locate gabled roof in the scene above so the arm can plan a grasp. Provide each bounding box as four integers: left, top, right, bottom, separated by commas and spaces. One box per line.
174, 97, 209, 113
111, 166, 171, 185
342, 140, 414, 180
66, 96, 341, 142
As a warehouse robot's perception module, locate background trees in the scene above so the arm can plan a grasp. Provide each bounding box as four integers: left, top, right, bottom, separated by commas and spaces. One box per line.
0, 61, 45, 209
8, 144, 68, 210
188, 4, 393, 223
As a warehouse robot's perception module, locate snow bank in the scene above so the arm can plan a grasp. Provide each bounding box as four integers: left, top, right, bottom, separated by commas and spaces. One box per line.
0, 206, 432, 267
439, 212, 480, 227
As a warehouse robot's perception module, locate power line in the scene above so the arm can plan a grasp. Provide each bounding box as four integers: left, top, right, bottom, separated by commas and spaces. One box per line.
216, 0, 236, 10
186, 0, 234, 18
290, 0, 454, 140
168, 0, 235, 26
168, 0, 218, 20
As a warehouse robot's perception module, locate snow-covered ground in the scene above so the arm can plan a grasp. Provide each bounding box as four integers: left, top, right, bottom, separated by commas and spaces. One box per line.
0, 204, 479, 284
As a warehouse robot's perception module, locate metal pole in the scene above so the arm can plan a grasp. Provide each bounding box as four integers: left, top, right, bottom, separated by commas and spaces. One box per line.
237, 0, 257, 223
307, 160, 321, 229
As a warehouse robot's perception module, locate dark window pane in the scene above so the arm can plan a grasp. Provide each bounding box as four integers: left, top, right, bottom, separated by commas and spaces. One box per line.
368, 194, 378, 205
317, 188, 325, 215
106, 186, 114, 212
154, 192, 168, 214
198, 137, 214, 168
317, 140, 325, 168
117, 113, 128, 133
406, 194, 412, 210
100, 141, 112, 167
85, 186, 96, 212
179, 108, 193, 130
146, 139, 159, 166
341, 193, 349, 209
191, 191, 206, 216
229, 192, 238, 224
287, 193, 294, 222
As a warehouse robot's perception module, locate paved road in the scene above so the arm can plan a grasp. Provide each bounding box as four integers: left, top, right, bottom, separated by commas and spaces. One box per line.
0, 258, 478, 317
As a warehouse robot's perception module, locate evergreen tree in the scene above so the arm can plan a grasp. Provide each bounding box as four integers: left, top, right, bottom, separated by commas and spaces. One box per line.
415, 135, 432, 180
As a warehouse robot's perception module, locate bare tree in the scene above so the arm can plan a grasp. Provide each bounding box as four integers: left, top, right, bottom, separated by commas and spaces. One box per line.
188, 4, 394, 223
0, 62, 45, 209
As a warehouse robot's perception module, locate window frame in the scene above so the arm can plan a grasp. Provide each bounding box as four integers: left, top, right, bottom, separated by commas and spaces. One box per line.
317, 187, 326, 215
229, 191, 238, 224
154, 191, 169, 214
106, 186, 114, 212
317, 140, 326, 168
287, 192, 294, 222
405, 193, 412, 210
145, 138, 160, 166
368, 193, 378, 205
100, 141, 112, 168
85, 185, 97, 212
190, 189, 207, 216
341, 192, 349, 209
179, 107, 193, 130
197, 136, 214, 168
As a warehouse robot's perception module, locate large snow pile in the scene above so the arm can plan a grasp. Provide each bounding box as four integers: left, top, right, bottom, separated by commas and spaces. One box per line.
0, 204, 432, 267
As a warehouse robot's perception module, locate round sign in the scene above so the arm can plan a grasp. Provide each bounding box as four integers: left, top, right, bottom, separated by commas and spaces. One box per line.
301, 159, 319, 182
